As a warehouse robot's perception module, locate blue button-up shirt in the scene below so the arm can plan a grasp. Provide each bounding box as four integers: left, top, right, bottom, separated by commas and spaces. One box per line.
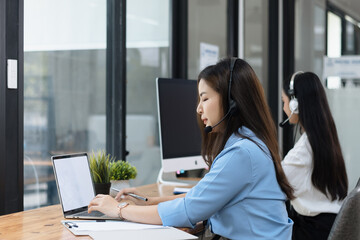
158, 127, 293, 239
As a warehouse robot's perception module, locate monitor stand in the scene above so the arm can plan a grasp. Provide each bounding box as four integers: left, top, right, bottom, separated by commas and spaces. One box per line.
157, 167, 200, 186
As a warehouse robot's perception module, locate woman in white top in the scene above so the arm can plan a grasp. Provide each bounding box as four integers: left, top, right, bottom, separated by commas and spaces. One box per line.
281, 71, 348, 240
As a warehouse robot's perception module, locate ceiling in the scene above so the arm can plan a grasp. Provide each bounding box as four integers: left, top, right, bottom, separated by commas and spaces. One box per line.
329, 0, 360, 22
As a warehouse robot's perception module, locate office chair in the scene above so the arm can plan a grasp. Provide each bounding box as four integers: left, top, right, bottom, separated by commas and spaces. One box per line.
327, 182, 360, 240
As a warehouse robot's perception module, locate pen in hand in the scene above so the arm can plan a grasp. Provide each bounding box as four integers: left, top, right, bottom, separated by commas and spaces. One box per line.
111, 187, 148, 201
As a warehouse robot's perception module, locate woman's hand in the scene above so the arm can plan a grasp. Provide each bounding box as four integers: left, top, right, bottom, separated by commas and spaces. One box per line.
88, 194, 119, 218
115, 187, 150, 206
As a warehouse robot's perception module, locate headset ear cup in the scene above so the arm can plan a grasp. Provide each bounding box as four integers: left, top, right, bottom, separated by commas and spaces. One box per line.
289, 98, 299, 114
229, 99, 237, 114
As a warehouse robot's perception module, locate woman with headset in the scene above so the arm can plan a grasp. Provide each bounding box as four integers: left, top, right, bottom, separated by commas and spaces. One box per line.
281, 71, 348, 240
89, 58, 294, 239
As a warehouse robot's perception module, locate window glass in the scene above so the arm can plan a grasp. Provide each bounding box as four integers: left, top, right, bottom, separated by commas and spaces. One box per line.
24, 0, 107, 210
326, 11, 342, 88
295, 0, 360, 190
326, 11, 360, 190
295, 0, 326, 77
345, 20, 355, 53
244, 0, 269, 94
24, 0, 170, 209
125, 0, 170, 187
327, 11, 342, 58
188, 0, 227, 79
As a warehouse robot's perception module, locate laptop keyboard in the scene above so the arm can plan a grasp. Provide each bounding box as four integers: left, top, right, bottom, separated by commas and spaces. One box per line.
74, 210, 105, 217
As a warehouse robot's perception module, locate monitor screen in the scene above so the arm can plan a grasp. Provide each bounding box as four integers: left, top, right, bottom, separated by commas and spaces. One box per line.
156, 78, 207, 173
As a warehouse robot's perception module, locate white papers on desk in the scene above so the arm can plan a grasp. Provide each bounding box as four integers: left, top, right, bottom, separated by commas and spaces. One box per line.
89, 228, 198, 240
61, 220, 197, 239
62, 220, 166, 235
64, 220, 163, 231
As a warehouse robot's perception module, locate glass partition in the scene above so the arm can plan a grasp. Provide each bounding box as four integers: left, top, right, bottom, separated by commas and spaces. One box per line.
295, 0, 326, 76
125, 0, 170, 186
295, 0, 360, 191
188, 0, 227, 79
24, 0, 107, 210
327, 11, 342, 88
24, 0, 171, 210
326, 10, 360, 190
244, 0, 269, 95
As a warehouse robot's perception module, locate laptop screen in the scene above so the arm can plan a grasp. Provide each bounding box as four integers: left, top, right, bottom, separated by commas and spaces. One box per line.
52, 154, 95, 212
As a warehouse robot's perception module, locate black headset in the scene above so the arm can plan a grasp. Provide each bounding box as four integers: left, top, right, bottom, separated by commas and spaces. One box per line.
228, 57, 238, 114
204, 57, 238, 133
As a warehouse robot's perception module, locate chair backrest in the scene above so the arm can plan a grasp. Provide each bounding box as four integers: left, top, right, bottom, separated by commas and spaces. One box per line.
327, 185, 360, 240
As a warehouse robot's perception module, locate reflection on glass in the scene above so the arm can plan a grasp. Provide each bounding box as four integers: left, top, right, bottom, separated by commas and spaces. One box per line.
327, 11, 342, 89
346, 21, 355, 53
327, 12, 342, 58
295, 1, 325, 77
244, 0, 268, 94
188, 0, 227, 79
325, 12, 360, 190
24, 0, 106, 210
125, 0, 170, 187
326, 88, 360, 190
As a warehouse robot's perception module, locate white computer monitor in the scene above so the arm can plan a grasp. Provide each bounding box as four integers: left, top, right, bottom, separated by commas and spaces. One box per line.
156, 78, 207, 173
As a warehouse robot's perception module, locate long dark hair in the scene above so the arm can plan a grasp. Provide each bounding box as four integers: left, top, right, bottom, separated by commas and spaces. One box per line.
197, 58, 294, 200
283, 72, 348, 200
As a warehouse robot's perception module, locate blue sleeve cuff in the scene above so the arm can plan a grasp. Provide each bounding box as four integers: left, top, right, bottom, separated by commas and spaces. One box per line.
158, 198, 196, 228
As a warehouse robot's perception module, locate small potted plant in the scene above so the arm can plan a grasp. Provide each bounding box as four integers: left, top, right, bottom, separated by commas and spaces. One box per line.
89, 150, 115, 195
109, 160, 137, 197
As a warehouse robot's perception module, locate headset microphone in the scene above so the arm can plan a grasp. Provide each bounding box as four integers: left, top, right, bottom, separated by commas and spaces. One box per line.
204, 108, 234, 133
204, 126, 213, 134
279, 111, 293, 128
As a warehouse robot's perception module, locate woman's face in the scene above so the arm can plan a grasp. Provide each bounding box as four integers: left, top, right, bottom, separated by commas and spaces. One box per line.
281, 90, 299, 124
196, 79, 223, 132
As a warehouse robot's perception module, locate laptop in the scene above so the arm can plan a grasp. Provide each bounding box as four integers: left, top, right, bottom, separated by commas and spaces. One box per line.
51, 152, 120, 220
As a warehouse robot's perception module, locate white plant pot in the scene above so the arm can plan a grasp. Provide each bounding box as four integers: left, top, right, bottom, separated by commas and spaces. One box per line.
109, 180, 130, 197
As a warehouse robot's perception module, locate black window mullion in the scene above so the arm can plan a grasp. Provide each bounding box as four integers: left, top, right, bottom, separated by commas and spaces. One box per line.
342, 19, 348, 55
106, 0, 127, 161
355, 27, 360, 54
227, 0, 239, 57
282, 0, 295, 156
268, 0, 279, 125
0, 0, 24, 215
0, 0, 6, 215
170, 0, 188, 79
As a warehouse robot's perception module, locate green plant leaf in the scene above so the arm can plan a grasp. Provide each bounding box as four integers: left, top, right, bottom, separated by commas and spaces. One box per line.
89, 150, 115, 183
110, 160, 137, 180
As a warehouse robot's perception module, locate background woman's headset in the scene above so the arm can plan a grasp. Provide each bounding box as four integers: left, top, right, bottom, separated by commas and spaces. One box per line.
279, 71, 303, 127
288, 71, 304, 114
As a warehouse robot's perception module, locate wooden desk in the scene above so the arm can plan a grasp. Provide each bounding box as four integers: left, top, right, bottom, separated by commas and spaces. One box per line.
0, 183, 196, 240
